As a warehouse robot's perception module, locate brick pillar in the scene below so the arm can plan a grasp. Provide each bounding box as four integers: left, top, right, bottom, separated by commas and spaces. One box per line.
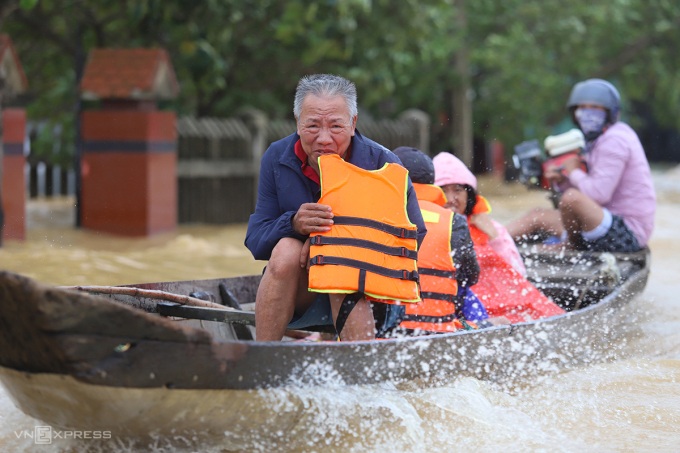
491, 139, 506, 180
80, 107, 177, 236
78, 48, 179, 237
2, 109, 27, 241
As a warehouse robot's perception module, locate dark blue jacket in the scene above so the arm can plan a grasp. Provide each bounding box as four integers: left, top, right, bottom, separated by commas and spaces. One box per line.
245, 131, 427, 260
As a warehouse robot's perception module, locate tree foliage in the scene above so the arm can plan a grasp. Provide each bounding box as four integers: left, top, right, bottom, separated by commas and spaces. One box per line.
2, 0, 680, 164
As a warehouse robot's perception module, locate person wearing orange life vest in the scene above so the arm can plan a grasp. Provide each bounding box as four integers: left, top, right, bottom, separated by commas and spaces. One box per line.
432, 152, 565, 323
392, 147, 490, 333
245, 74, 426, 342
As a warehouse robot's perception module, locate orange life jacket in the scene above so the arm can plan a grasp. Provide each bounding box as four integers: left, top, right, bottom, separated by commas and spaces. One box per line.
399, 183, 467, 332
468, 194, 493, 245
308, 154, 420, 303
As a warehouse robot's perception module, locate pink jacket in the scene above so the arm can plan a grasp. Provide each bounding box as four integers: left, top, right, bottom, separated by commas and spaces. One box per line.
433, 152, 527, 276
565, 122, 656, 246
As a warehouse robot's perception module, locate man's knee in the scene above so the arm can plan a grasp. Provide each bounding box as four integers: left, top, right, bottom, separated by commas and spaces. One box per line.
266, 238, 304, 279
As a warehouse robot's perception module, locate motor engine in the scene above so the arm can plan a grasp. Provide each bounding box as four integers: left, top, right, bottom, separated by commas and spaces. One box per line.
513, 128, 586, 191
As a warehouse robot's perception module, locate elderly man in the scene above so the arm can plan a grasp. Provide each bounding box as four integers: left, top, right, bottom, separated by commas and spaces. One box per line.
245, 74, 426, 341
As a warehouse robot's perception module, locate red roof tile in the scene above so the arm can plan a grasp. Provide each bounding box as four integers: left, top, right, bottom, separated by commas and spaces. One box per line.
80, 48, 179, 100
0, 34, 28, 94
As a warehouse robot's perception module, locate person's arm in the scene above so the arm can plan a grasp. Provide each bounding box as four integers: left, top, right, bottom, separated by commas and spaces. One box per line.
405, 180, 427, 248
244, 152, 306, 261
568, 134, 629, 205
468, 212, 498, 240
487, 219, 527, 276
451, 214, 480, 287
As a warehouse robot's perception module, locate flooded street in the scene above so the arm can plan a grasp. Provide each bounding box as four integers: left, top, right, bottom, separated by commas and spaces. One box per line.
1, 168, 679, 452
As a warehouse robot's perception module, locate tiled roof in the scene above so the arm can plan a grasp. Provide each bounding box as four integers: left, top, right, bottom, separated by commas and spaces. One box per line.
0, 34, 28, 94
80, 48, 179, 100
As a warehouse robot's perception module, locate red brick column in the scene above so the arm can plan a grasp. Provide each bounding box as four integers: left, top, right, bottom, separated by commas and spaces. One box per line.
491, 139, 506, 180
2, 108, 27, 241
80, 109, 177, 236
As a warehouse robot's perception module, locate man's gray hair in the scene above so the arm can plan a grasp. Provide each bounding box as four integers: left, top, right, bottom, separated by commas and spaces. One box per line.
293, 74, 358, 120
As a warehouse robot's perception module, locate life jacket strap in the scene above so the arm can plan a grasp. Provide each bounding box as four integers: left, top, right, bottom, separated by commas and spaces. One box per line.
334, 292, 363, 337
418, 267, 456, 279
402, 312, 458, 324
309, 256, 419, 282
420, 291, 457, 304
310, 235, 418, 260
333, 216, 418, 239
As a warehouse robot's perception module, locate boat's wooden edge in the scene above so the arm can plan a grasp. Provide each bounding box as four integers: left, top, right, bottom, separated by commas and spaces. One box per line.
0, 244, 651, 391
0, 270, 228, 376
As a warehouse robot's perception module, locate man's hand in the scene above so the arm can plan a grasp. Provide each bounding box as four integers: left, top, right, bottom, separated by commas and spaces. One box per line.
561, 155, 582, 174
545, 155, 582, 184
544, 166, 566, 184
292, 203, 334, 235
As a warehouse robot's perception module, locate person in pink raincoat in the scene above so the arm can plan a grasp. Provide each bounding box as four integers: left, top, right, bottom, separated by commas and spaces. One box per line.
433, 152, 527, 276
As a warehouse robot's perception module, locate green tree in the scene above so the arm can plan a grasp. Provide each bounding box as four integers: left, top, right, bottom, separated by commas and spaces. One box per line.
3, 0, 680, 167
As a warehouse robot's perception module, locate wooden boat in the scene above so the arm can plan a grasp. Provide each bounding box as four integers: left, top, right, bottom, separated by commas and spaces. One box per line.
0, 246, 650, 435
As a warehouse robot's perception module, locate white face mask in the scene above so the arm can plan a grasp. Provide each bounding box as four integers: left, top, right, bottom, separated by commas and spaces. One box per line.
575, 107, 608, 140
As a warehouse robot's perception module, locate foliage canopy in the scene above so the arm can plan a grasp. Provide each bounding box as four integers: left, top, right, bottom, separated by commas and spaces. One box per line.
3, 0, 680, 163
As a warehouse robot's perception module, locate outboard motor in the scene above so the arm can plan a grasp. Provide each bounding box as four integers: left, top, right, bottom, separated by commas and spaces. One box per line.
513, 129, 587, 191
512, 139, 545, 189
542, 128, 587, 186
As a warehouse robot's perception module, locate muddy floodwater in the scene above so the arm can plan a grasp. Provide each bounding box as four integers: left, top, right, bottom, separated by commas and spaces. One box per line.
1, 169, 680, 452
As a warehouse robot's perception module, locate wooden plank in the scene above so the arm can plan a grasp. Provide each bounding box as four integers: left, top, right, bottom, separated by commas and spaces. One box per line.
157, 302, 255, 326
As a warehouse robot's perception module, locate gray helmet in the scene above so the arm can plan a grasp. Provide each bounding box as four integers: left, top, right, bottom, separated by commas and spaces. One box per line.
566, 78, 621, 123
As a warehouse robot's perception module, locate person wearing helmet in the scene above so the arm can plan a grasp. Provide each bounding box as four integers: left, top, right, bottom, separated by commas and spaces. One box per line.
507, 78, 656, 252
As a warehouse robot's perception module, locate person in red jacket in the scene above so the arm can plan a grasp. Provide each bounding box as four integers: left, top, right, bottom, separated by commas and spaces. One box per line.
432, 152, 564, 323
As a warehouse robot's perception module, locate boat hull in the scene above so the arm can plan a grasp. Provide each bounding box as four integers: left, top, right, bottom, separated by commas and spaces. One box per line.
0, 248, 650, 432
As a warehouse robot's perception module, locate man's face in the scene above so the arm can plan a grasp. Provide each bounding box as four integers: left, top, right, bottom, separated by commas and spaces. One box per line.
297, 94, 357, 173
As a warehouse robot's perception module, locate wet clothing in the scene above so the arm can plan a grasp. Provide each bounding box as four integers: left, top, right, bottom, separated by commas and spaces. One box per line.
450, 213, 480, 288
458, 286, 489, 322
308, 154, 420, 302
450, 214, 486, 321
562, 121, 655, 248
